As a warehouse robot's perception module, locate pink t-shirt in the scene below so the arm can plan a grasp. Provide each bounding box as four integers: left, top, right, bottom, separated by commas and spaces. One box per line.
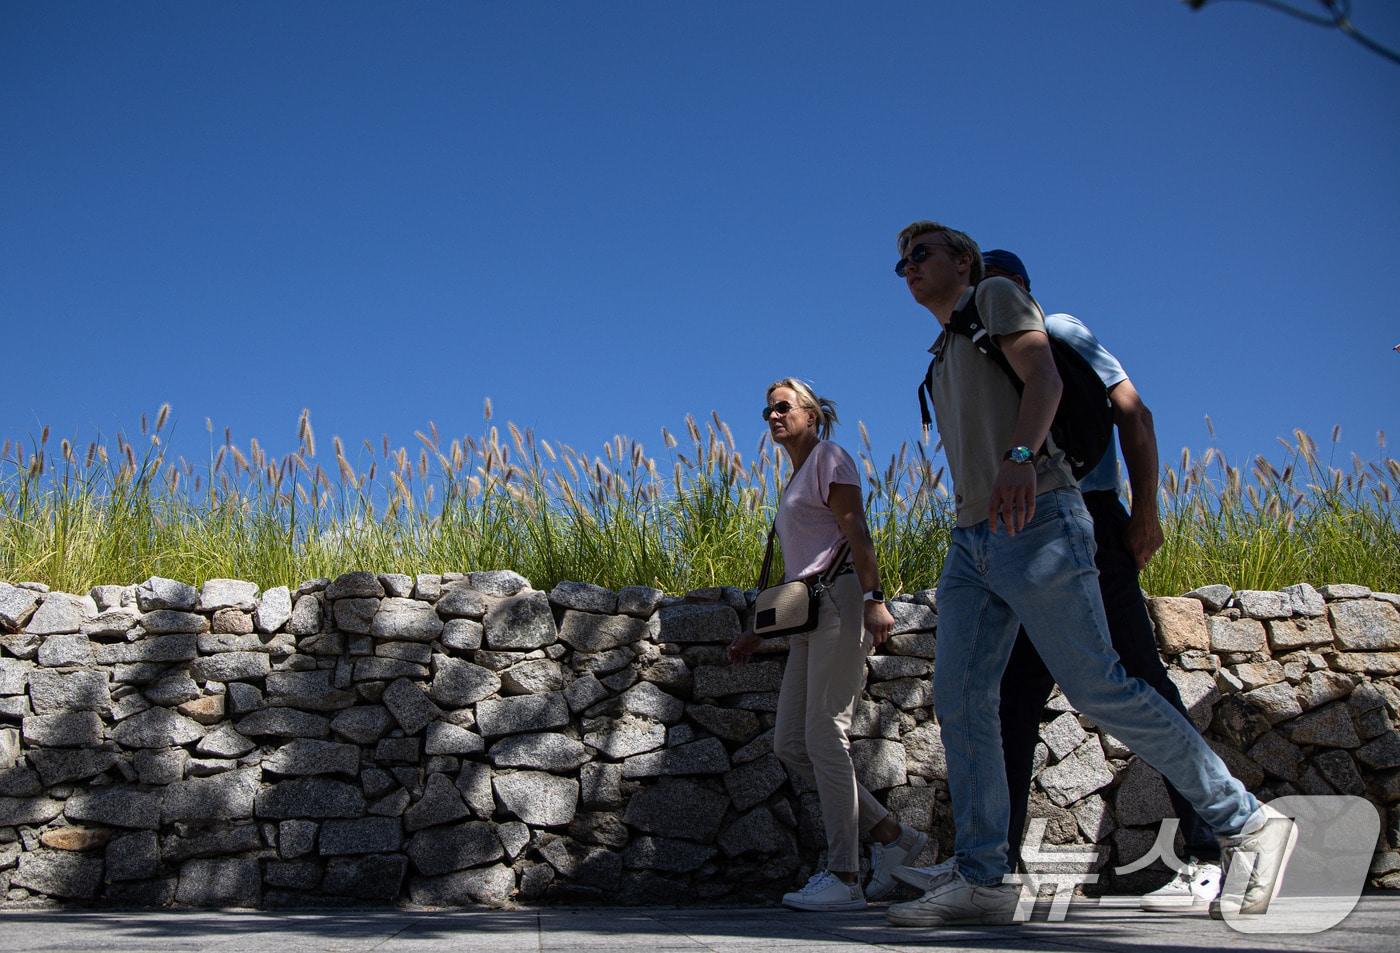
775, 440, 860, 581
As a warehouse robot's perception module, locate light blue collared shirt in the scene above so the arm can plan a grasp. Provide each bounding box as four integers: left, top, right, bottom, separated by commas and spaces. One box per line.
1046, 312, 1127, 496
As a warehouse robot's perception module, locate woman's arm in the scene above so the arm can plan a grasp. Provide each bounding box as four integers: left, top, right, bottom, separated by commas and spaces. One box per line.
826, 482, 894, 647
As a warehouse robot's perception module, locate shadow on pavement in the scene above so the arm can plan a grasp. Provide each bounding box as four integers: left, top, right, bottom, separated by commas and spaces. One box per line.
0, 897, 1393, 952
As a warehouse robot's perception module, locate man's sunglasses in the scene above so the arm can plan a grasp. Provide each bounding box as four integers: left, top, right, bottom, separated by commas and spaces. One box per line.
761, 400, 797, 421
895, 241, 954, 277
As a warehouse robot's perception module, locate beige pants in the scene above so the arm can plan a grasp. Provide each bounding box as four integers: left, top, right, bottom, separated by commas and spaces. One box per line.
772, 572, 889, 873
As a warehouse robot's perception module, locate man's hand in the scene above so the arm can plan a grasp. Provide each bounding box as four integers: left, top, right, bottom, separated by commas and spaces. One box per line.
727, 631, 763, 665
865, 600, 895, 650
1124, 510, 1164, 569
988, 460, 1037, 534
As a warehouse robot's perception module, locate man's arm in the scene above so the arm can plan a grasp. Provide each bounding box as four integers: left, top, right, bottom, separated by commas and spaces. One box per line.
989, 328, 1061, 534
1108, 377, 1164, 568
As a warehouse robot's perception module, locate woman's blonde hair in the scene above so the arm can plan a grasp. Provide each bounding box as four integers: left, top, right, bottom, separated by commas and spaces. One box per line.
766, 378, 839, 441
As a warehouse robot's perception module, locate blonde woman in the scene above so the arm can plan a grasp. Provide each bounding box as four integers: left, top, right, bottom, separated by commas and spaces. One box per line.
729, 378, 928, 911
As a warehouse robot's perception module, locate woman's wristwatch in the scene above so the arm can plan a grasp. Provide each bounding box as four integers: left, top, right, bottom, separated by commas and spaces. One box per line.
862, 589, 885, 603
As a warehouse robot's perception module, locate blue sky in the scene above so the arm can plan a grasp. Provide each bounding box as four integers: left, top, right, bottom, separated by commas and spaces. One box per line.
4, 1, 1397, 486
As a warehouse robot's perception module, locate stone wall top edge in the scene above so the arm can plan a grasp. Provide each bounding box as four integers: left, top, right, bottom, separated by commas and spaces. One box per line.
1, 574, 1392, 607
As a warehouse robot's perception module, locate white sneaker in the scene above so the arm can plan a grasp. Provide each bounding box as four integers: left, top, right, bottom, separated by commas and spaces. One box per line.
866, 824, 931, 900
1139, 858, 1223, 912
781, 870, 866, 912
886, 868, 1020, 926
892, 856, 957, 892
1211, 804, 1299, 918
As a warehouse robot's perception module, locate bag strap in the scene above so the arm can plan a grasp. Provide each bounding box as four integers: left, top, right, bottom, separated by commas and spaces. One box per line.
814, 540, 851, 588
756, 449, 854, 591
755, 523, 779, 591
755, 520, 851, 592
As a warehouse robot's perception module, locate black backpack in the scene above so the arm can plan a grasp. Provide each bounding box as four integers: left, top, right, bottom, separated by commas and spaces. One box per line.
917, 283, 1114, 480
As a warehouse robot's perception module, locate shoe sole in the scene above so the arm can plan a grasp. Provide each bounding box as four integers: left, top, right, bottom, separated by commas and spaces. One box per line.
1210, 813, 1301, 918
782, 898, 867, 912
867, 831, 932, 900
886, 907, 1017, 927
1140, 897, 1212, 913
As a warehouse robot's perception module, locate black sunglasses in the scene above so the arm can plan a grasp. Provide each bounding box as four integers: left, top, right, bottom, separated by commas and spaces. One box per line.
895, 241, 954, 277
761, 400, 797, 421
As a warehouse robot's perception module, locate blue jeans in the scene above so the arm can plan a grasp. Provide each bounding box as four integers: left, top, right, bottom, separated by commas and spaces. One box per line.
935, 486, 1259, 885
999, 491, 1219, 865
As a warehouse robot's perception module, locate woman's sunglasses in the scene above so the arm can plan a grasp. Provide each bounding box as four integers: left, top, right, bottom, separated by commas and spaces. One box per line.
761, 400, 796, 421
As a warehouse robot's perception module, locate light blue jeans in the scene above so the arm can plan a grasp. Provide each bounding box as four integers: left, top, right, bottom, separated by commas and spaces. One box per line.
935, 486, 1259, 885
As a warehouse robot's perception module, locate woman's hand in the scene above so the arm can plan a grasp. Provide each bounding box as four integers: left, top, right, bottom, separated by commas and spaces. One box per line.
727, 631, 763, 665
864, 599, 895, 650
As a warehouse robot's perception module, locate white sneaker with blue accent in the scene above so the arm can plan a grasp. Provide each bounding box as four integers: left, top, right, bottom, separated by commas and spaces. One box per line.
1139, 858, 1223, 912
867, 825, 931, 900
781, 870, 866, 912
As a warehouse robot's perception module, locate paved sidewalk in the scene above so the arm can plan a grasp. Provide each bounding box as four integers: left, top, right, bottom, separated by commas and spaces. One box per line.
0, 894, 1395, 953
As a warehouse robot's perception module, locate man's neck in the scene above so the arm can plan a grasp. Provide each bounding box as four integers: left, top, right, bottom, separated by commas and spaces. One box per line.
925, 281, 970, 327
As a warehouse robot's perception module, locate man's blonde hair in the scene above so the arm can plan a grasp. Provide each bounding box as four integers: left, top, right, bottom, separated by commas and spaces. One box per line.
896, 220, 984, 284
766, 378, 839, 441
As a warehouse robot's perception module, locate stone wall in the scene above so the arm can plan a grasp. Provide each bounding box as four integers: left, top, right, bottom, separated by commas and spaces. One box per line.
0, 572, 1397, 907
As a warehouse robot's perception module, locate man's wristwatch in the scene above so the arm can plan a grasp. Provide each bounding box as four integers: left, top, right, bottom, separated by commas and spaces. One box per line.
863, 589, 885, 603
1003, 446, 1033, 464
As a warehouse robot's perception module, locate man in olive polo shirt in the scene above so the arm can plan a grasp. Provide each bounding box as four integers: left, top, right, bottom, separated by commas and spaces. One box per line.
882, 219, 1290, 928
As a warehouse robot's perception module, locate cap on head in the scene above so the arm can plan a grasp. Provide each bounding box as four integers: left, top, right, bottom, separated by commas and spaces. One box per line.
982, 249, 1030, 291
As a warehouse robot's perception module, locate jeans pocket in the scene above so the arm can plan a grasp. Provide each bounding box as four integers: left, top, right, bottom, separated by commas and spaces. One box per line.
1066, 506, 1098, 568
1025, 487, 1076, 531
1014, 489, 1094, 568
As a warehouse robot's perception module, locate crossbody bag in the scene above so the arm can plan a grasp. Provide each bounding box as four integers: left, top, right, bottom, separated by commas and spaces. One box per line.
751, 524, 852, 638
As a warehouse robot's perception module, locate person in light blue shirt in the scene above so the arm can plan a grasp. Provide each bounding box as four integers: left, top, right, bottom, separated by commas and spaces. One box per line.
1037, 309, 1162, 559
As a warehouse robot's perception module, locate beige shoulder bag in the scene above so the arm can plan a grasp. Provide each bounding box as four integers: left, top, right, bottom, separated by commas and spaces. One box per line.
751, 524, 851, 637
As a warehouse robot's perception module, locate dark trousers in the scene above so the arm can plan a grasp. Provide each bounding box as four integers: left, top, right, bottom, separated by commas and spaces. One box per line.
997, 490, 1219, 865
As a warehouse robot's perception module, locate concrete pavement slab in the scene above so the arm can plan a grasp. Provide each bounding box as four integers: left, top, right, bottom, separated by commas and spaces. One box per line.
0, 895, 1395, 953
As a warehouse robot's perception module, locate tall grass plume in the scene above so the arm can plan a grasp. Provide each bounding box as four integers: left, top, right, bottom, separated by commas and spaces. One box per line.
2, 407, 1395, 597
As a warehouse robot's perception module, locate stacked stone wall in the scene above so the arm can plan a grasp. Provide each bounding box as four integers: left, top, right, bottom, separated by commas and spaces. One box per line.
0, 572, 1397, 907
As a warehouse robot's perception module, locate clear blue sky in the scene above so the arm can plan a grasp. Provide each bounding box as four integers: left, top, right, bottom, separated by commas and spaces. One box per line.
4, 1, 1397, 484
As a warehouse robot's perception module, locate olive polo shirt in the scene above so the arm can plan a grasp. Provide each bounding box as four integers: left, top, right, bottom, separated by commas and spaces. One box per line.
926, 277, 1076, 528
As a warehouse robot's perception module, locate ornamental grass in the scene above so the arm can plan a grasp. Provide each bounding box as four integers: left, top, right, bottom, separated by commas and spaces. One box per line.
2, 405, 1395, 597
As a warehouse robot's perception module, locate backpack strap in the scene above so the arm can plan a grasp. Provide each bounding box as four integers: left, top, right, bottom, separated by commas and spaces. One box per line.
917, 362, 934, 435
947, 286, 1023, 392
918, 287, 1026, 434
917, 281, 1112, 479
918, 282, 1049, 459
